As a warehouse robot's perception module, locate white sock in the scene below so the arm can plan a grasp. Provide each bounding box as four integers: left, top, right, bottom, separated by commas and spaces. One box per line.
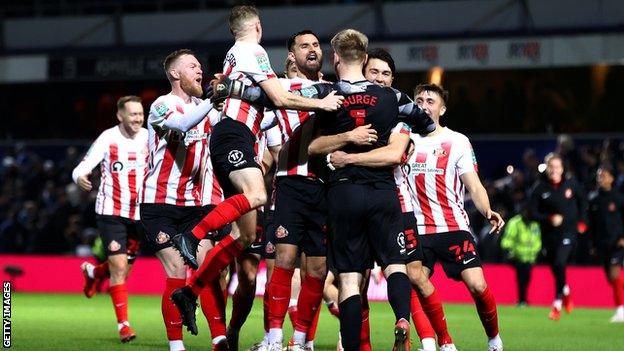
268, 328, 283, 344
553, 299, 562, 310
289, 298, 298, 308
117, 321, 129, 331
563, 285, 570, 296
488, 333, 503, 348
212, 335, 226, 344
169, 340, 185, 351
421, 337, 436, 351
293, 330, 306, 345
86, 264, 95, 279
305, 340, 314, 350
616, 305, 624, 315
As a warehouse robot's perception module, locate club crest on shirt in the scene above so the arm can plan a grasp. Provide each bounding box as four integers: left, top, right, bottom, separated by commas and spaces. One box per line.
265, 242, 275, 254
564, 188, 573, 199
156, 231, 170, 244
275, 225, 289, 238
433, 148, 447, 157
154, 102, 169, 117
108, 240, 121, 252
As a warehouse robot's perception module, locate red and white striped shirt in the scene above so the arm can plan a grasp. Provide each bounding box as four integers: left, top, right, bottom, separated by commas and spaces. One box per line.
143, 94, 216, 206
222, 41, 277, 136
270, 77, 320, 178
403, 127, 478, 234
201, 109, 225, 206
72, 126, 148, 220
391, 122, 414, 213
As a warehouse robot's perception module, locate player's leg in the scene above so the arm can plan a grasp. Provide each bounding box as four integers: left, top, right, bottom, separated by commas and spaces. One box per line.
607, 249, 624, 322
172, 120, 266, 268
290, 255, 326, 348
461, 267, 502, 351
228, 251, 261, 350
339, 272, 364, 351
515, 261, 531, 306
557, 238, 575, 314
323, 271, 340, 317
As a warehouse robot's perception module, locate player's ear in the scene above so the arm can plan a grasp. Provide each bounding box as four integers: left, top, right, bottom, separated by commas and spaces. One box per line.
116, 111, 124, 123
440, 105, 447, 116
287, 51, 295, 62
362, 54, 368, 66
169, 68, 180, 80
333, 52, 340, 65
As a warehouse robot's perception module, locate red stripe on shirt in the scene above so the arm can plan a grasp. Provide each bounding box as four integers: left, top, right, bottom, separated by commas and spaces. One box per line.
155, 134, 178, 203
176, 138, 196, 206
414, 151, 435, 234
435, 141, 459, 230
110, 143, 122, 216
127, 152, 137, 219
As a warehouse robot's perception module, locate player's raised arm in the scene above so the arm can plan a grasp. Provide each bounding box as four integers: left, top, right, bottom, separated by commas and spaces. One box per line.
72, 134, 107, 191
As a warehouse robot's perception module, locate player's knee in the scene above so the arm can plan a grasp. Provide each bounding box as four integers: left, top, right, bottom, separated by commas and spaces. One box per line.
468, 280, 487, 295
247, 191, 267, 209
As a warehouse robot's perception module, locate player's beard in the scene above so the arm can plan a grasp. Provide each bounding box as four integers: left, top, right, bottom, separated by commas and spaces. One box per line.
296, 56, 322, 80
181, 76, 203, 98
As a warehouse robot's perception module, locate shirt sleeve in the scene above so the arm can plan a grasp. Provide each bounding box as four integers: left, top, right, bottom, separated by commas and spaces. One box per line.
265, 125, 282, 147
72, 133, 107, 183
456, 137, 478, 176
391, 122, 412, 135
149, 96, 213, 133
242, 45, 276, 83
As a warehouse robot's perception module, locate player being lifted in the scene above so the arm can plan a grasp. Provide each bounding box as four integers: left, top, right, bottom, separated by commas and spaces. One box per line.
329, 83, 505, 351
73, 95, 148, 343
170, 4, 342, 337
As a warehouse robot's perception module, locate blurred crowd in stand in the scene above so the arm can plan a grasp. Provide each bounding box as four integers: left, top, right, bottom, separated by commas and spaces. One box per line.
1, 135, 623, 268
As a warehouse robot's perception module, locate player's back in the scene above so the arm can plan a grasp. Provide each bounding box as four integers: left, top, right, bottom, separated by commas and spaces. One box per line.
322, 80, 400, 188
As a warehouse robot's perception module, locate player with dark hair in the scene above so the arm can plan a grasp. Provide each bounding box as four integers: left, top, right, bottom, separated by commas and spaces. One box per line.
529, 152, 588, 321
588, 165, 624, 322
361, 48, 457, 351
328, 83, 505, 351
169, 4, 343, 341
74, 95, 147, 343
307, 29, 435, 351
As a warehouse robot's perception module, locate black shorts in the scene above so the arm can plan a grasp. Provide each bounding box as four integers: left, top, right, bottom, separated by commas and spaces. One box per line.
402, 212, 423, 263
210, 118, 261, 197
273, 176, 327, 257
96, 215, 142, 257
420, 230, 482, 281
327, 182, 406, 273
140, 203, 230, 252
601, 246, 624, 271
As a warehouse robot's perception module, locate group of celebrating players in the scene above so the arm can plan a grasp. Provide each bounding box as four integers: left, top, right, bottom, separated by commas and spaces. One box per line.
72, 5, 509, 351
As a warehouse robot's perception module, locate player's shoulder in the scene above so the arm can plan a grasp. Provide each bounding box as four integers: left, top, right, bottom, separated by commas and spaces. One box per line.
444, 127, 470, 142
232, 41, 267, 55
151, 93, 178, 109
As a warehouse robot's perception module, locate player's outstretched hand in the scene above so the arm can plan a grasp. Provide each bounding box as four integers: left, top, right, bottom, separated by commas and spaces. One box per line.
347, 124, 378, 145
77, 174, 92, 192
487, 209, 505, 234
318, 91, 344, 111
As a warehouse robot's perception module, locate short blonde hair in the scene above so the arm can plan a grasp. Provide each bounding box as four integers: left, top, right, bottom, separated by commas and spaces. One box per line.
229, 5, 259, 37
331, 29, 368, 64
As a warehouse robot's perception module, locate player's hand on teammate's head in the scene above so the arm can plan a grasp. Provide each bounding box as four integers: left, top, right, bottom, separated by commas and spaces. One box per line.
347, 124, 378, 146
318, 90, 344, 112
327, 150, 350, 169
77, 174, 93, 192
486, 209, 505, 234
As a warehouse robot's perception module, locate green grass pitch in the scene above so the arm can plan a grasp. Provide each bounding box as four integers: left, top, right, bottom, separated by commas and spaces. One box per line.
10, 293, 624, 350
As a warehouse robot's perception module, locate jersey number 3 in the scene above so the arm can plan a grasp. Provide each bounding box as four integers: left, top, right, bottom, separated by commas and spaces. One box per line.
349, 109, 366, 127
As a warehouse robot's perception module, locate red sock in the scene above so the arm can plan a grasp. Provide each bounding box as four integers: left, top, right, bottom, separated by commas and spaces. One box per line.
268, 267, 294, 329
191, 194, 251, 239
93, 261, 110, 279
287, 305, 298, 330
306, 303, 321, 342
162, 278, 185, 340
189, 235, 244, 295
472, 287, 499, 338
263, 287, 270, 332
360, 297, 372, 351
419, 289, 453, 345
294, 274, 324, 333
613, 276, 624, 306
229, 283, 256, 331
109, 283, 129, 323
200, 279, 227, 338
411, 288, 435, 340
